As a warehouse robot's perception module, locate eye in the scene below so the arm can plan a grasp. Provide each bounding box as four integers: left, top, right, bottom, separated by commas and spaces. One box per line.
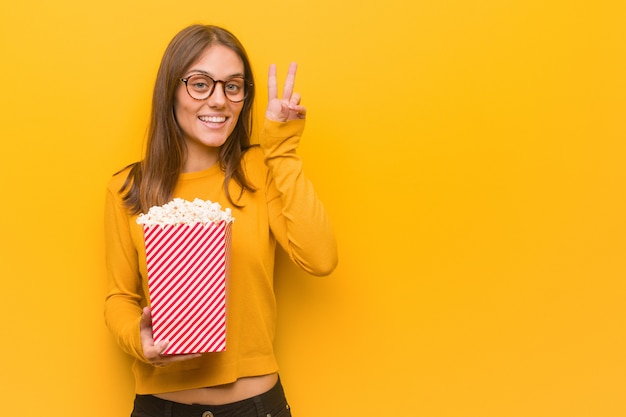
187, 76, 213, 91
225, 79, 244, 93
191, 81, 210, 91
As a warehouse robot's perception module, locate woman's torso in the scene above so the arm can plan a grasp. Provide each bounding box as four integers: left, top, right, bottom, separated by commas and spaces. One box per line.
153, 373, 278, 405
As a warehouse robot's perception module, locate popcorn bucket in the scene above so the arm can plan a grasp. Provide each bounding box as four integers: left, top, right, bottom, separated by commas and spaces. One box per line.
138, 199, 233, 355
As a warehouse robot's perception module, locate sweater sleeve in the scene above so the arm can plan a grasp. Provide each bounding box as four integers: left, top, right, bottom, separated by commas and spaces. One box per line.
103, 183, 148, 362
261, 118, 338, 276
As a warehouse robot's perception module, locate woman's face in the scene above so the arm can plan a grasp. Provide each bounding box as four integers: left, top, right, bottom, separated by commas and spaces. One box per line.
174, 44, 245, 171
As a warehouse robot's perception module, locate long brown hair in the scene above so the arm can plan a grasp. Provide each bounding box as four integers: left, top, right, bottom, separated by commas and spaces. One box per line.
120, 25, 257, 214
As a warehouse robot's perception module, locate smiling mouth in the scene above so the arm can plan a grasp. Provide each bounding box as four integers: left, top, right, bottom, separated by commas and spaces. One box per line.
199, 116, 227, 123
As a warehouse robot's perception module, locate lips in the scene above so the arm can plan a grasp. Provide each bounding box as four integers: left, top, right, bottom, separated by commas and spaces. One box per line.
199, 115, 227, 123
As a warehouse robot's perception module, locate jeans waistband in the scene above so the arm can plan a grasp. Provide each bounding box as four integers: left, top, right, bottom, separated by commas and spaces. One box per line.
133, 377, 287, 417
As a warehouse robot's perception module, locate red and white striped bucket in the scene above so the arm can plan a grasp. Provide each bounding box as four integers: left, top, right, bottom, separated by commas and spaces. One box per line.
143, 220, 231, 355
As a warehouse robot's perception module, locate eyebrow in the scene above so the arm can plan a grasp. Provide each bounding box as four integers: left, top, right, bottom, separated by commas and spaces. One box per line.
186, 70, 245, 79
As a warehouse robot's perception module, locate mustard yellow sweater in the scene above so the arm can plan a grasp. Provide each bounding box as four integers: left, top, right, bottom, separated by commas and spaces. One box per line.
104, 119, 337, 394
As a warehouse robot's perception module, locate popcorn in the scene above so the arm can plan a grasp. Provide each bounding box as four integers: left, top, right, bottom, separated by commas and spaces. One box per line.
137, 198, 234, 227
138, 198, 234, 355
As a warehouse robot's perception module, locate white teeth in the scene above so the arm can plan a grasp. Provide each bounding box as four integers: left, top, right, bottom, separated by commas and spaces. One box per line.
199, 116, 226, 123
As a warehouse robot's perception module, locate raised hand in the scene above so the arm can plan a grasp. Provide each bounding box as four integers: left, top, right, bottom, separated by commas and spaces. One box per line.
265, 62, 306, 122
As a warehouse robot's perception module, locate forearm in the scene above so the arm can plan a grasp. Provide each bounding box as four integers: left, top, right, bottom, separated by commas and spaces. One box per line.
103, 187, 149, 362
104, 295, 146, 361
262, 119, 338, 275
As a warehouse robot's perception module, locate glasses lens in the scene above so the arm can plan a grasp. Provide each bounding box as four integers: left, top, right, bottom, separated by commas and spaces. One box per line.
224, 77, 247, 102
186, 75, 215, 100
186, 75, 247, 102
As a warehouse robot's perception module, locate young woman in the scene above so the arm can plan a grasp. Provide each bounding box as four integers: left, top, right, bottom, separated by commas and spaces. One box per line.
104, 24, 338, 417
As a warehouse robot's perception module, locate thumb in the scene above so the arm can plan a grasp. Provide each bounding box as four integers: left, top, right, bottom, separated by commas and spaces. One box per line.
140, 307, 153, 330
155, 339, 169, 353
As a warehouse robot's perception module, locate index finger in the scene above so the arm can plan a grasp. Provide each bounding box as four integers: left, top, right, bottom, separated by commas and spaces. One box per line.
268, 64, 278, 100
282, 62, 298, 100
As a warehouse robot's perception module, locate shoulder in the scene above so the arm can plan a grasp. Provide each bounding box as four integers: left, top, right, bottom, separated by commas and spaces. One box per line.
106, 163, 137, 194
243, 144, 264, 161
242, 145, 267, 178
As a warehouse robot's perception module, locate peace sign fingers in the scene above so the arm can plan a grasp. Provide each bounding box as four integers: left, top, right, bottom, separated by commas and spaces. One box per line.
266, 62, 306, 122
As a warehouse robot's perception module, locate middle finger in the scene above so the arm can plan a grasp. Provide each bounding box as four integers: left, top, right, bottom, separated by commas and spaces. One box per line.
282, 62, 298, 100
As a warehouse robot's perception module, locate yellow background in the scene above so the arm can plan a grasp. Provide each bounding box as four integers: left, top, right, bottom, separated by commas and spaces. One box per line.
1, 0, 625, 416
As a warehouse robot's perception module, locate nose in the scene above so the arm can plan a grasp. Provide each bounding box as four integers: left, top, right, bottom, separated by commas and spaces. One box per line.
207, 81, 227, 107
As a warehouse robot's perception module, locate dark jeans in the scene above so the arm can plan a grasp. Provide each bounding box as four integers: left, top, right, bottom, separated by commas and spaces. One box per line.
131, 378, 292, 417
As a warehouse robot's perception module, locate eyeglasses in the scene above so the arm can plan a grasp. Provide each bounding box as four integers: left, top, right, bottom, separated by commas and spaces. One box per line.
180, 74, 252, 103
